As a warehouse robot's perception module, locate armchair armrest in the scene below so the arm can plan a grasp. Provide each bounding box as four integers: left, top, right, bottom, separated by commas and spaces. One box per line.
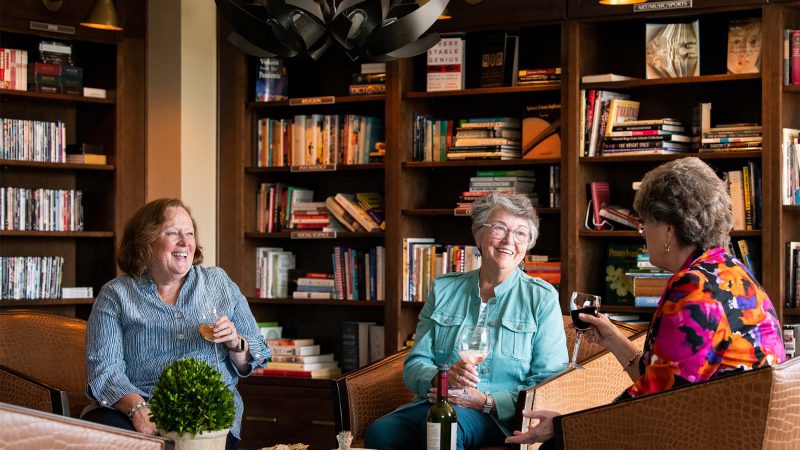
0, 364, 69, 416
552, 364, 783, 450
517, 331, 647, 450
332, 348, 414, 443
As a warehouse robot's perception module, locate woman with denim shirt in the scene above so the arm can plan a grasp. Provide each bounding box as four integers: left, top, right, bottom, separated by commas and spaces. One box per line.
83, 199, 270, 450
365, 193, 568, 450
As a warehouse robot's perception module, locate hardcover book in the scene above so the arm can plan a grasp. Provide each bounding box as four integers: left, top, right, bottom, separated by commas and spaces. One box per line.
522, 103, 561, 159
604, 244, 645, 307
727, 18, 762, 74
645, 21, 700, 79
255, 57, 288, 102
479, 33, 519, 88
427, 36, 465, 92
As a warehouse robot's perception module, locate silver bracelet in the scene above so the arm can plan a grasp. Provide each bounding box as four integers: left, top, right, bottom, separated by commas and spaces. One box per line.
127, 400, 149, 420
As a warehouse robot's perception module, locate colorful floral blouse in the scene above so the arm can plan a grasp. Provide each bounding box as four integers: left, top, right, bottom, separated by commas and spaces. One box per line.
624, 247, 785, 398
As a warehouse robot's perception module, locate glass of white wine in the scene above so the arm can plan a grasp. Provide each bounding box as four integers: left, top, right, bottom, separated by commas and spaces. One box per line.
456, 325, 490, 399
199, 306, 221, 372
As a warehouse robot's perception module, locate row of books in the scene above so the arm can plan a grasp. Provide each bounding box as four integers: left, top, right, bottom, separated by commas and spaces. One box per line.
723, 163, 762, 231
786, 242, 800, 309
781, 128, 800, 206
0, 48, 28, 91
784, 324, 800, 361
255, 337, 342, 378
254, 114, 384, 167
455, 170, 539, 214
255, 247, 295, 299
1, 256, 64, 300
256, 186, 383, 233
0, 187, 83, 231
402, 239, 482, 303
341, 321, 385, 371
785, 29, 800, 86
349, 62, 385, 96
412, 116, 522, 161
1, 118, 66, 162
329, 246, 385, 301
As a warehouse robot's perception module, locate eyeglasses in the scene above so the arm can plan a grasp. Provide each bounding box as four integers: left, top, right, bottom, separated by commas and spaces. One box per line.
481, 223, 531, 244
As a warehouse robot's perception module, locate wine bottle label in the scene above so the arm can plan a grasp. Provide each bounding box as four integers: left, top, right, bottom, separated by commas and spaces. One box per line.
426, 422, 457, 450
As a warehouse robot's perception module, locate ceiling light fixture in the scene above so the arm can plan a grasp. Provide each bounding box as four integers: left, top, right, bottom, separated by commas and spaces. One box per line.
80, 0, 122, 31
216, 0, 450, 61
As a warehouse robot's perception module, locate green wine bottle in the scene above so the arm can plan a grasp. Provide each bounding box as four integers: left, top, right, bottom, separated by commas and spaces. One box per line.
426, 365, 458, 450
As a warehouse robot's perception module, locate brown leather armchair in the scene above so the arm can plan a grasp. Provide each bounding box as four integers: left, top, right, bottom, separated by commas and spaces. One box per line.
0, 310, 89, 418
332, 316, 643, 449
550, 357, 800, 450
0, 401, 173, 449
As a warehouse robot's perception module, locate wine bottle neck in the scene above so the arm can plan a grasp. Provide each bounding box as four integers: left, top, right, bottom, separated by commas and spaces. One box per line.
437, 369, 448, 400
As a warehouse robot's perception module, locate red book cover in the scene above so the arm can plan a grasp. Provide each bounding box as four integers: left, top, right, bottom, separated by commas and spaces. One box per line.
253, 368, 312, 378
792, 30, 800, 85
590, 182, 611, 230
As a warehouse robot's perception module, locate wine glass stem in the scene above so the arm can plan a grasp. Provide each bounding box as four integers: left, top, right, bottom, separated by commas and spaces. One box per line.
571, 332, 583, 366
213, 342, 220, 372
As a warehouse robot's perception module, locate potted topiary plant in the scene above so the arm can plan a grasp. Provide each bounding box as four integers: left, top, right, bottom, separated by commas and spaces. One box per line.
149, 358, 235, 450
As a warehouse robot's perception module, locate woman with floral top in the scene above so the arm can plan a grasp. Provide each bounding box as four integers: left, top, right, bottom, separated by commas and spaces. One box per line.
507, 157, 785, 445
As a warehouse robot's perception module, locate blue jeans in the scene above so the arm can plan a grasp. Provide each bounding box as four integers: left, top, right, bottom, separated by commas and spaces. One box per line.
364, 402, 507, 450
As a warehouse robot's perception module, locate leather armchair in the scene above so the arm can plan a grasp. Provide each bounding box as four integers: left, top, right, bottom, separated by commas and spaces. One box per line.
551, 357, 800, 450
0, 310, 89, 418
332, 316, 642, 449
0, 401, 173, 449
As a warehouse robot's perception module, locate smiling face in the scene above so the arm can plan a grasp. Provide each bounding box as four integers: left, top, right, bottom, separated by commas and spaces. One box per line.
148, 206, 196, 285
477, 208, 530, 276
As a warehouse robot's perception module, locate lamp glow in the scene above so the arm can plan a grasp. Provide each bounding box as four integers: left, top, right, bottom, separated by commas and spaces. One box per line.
80, 0, 122, 31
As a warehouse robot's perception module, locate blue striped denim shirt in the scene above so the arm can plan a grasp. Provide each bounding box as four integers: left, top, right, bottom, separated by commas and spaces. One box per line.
86, 265, 270, 438
403, 268, 567, 435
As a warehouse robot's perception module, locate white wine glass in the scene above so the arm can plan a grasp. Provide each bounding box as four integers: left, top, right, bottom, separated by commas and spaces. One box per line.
457, 325, 490, 398
565, 291, 601, 369
199, 306, 221, 372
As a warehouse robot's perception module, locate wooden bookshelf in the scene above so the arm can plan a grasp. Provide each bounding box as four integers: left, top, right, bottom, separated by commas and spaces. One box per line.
580, 73, 760, 90
581, 151, 762, 163
247, 297, 385, 307
0, 0, 146, 318
245, 163, 384, 173
403, 158, 561, 168
247, 94, 385, 109
405, 83, 561, 99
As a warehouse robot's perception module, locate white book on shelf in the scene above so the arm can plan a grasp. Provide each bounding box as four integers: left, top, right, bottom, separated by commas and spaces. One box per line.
581, 73, 636, 83
426, 37, 465, 92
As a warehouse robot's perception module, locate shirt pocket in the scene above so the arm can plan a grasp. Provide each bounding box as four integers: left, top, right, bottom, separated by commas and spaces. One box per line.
430, 311, 465, 358
499, 317, 537, 361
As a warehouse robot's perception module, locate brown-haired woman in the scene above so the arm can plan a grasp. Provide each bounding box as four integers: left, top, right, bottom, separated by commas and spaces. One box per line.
83, 199, 269, 450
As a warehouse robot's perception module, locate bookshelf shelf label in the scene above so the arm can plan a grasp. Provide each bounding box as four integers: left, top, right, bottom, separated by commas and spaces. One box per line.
633, 0, 692, 12
290, 231, 337, 239
30, 21, 75, 35
288, 96, 336, 106
290, 164, 337, 173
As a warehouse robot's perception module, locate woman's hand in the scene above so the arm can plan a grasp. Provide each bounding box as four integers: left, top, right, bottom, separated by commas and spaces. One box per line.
212, 315, 240, 351
447, 359, 479, 389
426, 386, 486, 410
578, 312, 621, 348
131, 406, 157, 435
504, 409, 560, 444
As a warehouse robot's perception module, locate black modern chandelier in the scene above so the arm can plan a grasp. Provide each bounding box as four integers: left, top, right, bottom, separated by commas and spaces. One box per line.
215, 0, 450, 61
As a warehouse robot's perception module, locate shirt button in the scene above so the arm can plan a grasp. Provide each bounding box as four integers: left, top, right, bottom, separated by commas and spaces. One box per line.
177, 334, 185, 340
482, 367, 490, 374
444, 319, 450, 324
489, 321, 497, 327
517, 325, 523, 331
175, 312, 182, 319
100, 400, 107, 406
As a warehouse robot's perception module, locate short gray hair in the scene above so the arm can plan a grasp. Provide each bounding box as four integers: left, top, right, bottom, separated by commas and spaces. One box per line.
633, 157, 733, 249
470, 193, 539, 250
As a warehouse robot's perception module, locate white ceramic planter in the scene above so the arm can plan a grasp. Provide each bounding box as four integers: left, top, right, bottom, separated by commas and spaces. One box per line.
159, 428, 229, 450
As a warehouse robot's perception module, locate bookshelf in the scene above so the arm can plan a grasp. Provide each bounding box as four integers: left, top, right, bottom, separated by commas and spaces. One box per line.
0, 0, 145, 317
218, 0, 800, 356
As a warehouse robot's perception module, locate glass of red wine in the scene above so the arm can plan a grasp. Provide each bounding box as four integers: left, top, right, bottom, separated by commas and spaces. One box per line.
565, 291, 601, 369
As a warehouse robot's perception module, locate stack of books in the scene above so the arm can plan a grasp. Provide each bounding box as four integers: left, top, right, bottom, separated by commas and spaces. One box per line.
289, 201, 329, 230
349, 62, 386, 96
602, 118, 692, 156
329, 193, 382, 232
255, 247, 295, 299
292, 274, 335, 299
401, 238, 481, 303
523, 255, 560, 290
517, 67, 561, 85
455, 169, 537, 214
66, 143, 106, 165
700, 123, 762, 152
447, 117, 522, 160
257, 338, 341, 378
627, 253, 671, 307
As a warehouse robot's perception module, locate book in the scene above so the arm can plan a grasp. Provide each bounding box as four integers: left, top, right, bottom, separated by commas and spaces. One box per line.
792, 30, 800, 85
266, 360, 339, 371
645, 21, 700, 79
0, 48, 28, 91
599, 205, 641, 230
348, 83, 386, 95
334, 193, 381, 232
255, 57, 288, 102
369, 324, 385, 363
604, 244, 644, 306
341, 321, 375, 371
270, 353, 335, 364
602, 99, 640, 137
427, 36, 465, 92
479, 33, 519, 88
266, 337, 315, 347
581, 73, 635, 83
253, 367, 342, 379
589, 182, 611, 230
522, 103, 561, 159
727, 18, 762, 74
270, 344, 320, 356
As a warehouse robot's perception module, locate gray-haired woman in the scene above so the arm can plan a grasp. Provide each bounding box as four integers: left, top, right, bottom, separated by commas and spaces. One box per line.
365, 192, 567, 450
507, 157, 784, 446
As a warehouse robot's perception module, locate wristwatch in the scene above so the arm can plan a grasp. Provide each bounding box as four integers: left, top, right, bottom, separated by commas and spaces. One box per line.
229, 335, 246, 353
482, 392, 494, 414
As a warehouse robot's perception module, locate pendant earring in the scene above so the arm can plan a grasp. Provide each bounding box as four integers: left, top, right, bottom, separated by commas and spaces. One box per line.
664, 241, 671, 254
518, 259, 526, 270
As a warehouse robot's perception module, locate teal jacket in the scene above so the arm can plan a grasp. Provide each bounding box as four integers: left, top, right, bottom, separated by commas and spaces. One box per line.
402, 268, 568, 435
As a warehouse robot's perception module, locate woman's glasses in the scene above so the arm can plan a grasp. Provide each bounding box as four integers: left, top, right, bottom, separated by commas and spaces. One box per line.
481, 223, 530, 244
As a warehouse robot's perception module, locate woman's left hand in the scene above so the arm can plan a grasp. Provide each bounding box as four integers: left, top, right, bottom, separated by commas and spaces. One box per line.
426, 386, 485, 410
212, 315, 240, 350
504, 409, 560, 444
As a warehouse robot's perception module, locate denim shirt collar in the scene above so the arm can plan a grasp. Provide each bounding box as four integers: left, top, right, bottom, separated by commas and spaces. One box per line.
473, 266, 523, 300
135, 265, 197, 306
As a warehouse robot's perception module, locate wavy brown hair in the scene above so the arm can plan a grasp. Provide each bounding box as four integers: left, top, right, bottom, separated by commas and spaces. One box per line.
117, 198, 204, 277
633, 157, 733, 249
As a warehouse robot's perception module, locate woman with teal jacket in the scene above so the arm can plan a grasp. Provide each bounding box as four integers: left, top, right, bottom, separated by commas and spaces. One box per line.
365, 192, 568, 450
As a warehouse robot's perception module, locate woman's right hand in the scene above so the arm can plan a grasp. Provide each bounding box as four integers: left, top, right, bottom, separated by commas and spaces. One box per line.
131, 406, 157, 435
447, 359, 479, 389
579, 312, 621, 348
